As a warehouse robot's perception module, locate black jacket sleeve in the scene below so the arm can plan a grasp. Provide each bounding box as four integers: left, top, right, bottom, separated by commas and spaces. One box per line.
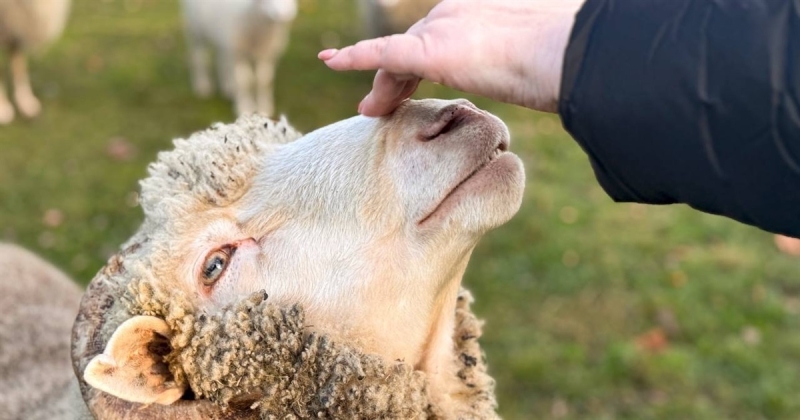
558, 0, 800, 237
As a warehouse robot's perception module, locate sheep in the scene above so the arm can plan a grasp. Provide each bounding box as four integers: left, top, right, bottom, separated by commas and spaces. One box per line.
71, 98, 525, 418
0, 242, 92, 419
181, 0, 297, 117
0, 0, 71, 124
359, 0, 440, 37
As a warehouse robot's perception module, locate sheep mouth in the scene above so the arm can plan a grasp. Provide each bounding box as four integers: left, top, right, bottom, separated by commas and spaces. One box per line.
417, 140, 509, 226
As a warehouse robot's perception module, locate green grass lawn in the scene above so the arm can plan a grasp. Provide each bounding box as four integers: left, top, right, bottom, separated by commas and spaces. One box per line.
1, 0, 798, 418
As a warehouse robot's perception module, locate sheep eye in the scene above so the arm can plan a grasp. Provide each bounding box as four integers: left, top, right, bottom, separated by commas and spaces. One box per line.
200, 245, 235, 286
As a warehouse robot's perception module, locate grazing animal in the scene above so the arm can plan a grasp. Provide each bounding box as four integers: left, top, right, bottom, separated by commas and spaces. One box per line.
180, 0, 297, 117
359, 0, 440, 37
71, 99, 524, 418
0, 0, 71, 124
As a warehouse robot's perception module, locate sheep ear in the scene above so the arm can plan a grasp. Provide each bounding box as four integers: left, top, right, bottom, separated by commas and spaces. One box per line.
83, 315, 185, 406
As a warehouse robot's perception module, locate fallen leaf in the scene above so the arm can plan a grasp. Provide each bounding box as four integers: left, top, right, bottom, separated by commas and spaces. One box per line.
106, 137, 137, 162
635, 328, 669, 353
42, 208, 64, 227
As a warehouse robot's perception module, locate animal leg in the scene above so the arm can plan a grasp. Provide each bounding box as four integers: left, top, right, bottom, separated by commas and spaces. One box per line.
10, 48, 40, 119
255, 58, 276, 116
0, 64, 13, 125
233, 58, 256, 116
188, 38, 213, 98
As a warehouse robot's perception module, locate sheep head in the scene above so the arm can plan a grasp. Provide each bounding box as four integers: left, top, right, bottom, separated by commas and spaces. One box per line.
72, 99, 524, 417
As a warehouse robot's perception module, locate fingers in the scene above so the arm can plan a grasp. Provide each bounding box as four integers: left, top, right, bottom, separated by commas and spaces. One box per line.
319, 38, 387, 71
317, 49, 338, 61
359, 70, 421, 116
318, 33, 429, 116
319, 34, 425, 75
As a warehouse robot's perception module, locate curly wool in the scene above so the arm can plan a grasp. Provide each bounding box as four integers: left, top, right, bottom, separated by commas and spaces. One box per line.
123, 278, 497, 419
139, 115, 301, 228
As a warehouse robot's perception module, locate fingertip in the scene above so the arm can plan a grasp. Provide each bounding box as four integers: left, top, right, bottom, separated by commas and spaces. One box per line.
357, 94, 379, 117
358, 94, 383, 117
317, 49, 339, 61
359, 95, 394, 117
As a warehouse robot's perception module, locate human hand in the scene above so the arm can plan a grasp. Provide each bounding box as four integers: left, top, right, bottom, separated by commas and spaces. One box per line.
319, 0, 584, 116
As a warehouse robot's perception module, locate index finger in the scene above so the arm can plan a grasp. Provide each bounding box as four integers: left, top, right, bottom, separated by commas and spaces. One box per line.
319, 34, 428, 76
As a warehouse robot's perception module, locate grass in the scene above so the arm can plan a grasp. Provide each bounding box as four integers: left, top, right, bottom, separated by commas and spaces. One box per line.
1, 0, 798, 418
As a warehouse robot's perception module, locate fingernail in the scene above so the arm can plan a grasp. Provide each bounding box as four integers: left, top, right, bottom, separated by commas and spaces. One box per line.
318, 49, 338, 60
357, 100, 365, 114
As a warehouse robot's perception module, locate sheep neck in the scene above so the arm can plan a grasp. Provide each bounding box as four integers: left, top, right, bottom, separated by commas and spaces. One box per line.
123, 278, 499, 419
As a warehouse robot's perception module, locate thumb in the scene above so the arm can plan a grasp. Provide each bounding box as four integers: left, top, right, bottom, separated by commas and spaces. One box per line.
359, 70, 421, 116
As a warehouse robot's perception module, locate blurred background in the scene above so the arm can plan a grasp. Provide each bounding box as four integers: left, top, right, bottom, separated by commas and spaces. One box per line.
1, 0, 798, 418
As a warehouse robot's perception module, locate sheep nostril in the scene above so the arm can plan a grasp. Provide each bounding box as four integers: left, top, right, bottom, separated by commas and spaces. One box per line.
421, 105, 472, 141
433, 114, 463, 138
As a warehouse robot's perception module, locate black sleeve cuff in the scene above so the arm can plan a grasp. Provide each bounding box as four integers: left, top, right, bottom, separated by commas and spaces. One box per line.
558, 0, 800, 236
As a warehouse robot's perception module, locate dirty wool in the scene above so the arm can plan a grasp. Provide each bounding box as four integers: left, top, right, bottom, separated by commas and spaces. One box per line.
123, 278, 498, 419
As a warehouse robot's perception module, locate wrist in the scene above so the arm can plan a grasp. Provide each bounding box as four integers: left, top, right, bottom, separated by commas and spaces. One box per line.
523, 0, 584, 112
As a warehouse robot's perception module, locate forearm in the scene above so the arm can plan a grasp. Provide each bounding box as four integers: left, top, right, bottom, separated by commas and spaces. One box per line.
560, 0, 800, 236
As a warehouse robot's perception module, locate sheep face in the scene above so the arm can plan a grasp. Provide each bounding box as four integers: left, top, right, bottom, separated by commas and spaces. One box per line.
188, 99, 523, 364
84, 99, 523, 407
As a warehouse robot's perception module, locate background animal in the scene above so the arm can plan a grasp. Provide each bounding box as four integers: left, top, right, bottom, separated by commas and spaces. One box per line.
359, 0, 439, 37
72, 100, 521, 418
181, 0, 297, 117
0, 243, 90, 419
0, 0, 71, 124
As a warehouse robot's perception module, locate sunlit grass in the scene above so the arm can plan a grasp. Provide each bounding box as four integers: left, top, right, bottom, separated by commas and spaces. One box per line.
0, 0, 797, 418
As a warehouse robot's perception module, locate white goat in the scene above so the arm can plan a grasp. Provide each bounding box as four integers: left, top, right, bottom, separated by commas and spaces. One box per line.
72, 99, 525, 418
181, 0, 297, 117
0, 0, 71, 124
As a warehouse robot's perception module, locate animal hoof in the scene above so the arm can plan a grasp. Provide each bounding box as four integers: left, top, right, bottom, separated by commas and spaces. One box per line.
235, 100, 257, 117
193, 79, 214, 98
16, 95, 41, 118
257, 105, 274, 117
